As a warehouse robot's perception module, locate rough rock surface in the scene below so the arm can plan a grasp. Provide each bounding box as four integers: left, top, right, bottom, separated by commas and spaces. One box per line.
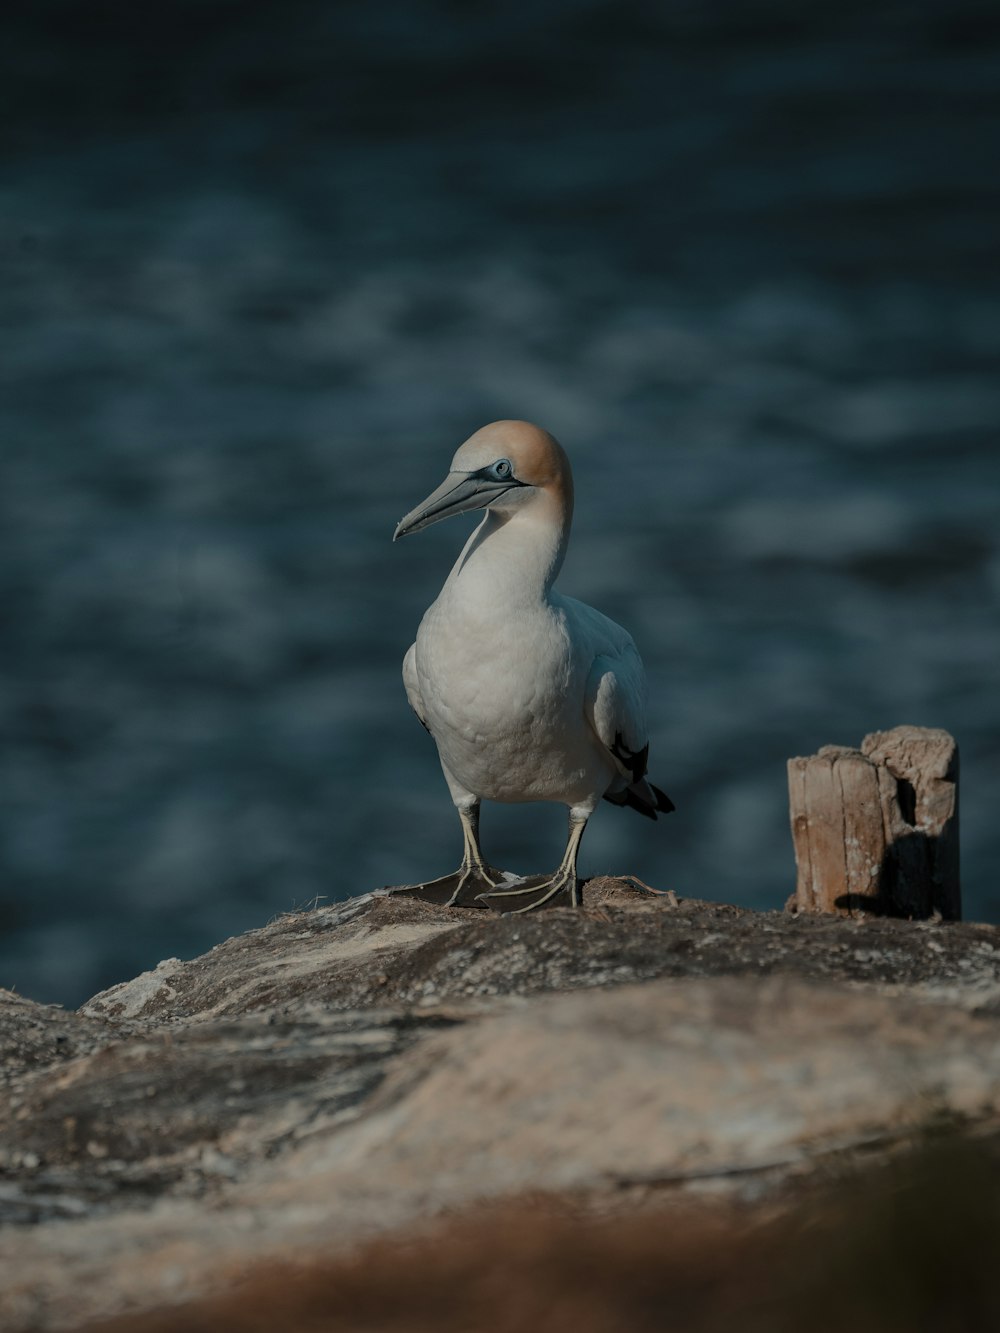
3, 878, 1000, 1331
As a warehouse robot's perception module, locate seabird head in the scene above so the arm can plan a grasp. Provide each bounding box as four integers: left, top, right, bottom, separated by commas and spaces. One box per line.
393, 420, 572, 541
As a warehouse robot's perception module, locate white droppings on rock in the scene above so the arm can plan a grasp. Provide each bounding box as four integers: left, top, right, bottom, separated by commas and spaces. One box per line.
82, 958, 182, 1020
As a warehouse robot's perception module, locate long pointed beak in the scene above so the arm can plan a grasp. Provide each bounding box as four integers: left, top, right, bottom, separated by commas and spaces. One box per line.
393, 472, 515, 541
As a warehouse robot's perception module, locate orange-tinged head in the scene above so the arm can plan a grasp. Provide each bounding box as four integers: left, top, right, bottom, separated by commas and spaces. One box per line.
394, 420, 573, 541
451, 420, 572, 497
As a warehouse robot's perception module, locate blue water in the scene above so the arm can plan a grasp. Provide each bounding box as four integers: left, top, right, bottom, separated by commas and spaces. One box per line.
2, 0, 999, 1006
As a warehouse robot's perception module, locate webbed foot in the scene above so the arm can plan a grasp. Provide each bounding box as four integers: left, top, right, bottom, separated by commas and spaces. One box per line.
477, 866, 581, 914
388, 864, 506, 909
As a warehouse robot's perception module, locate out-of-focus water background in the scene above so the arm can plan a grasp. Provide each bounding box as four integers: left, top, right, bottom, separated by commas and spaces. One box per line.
2, 0, 998, 1008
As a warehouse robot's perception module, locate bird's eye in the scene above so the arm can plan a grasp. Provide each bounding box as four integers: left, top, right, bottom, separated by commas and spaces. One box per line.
493, 459, 512, 479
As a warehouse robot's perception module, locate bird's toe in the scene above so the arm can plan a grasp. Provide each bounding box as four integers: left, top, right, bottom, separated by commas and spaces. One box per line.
388, 865, 514, 909
477, 871, 579, 914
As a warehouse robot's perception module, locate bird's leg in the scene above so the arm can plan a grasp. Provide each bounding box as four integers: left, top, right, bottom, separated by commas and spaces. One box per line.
478, 810, 589, 913
455, 802, 506, 894
389, 802, 504, 908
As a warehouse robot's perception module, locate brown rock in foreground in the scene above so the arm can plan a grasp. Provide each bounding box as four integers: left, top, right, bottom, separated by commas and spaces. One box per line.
83, 1142, 1000, 1333
2, 878, 1000, 1331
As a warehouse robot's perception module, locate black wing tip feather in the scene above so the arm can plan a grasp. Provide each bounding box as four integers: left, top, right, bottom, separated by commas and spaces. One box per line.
650, 784, 676, 815
611, 732, 650, 786
604, 784, 676, 821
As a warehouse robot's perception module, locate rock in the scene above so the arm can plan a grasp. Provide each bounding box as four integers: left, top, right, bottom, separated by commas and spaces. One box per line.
1, 877, 1000, 1331
0, 989, 117, 1079
74, 1142, 1000, 1333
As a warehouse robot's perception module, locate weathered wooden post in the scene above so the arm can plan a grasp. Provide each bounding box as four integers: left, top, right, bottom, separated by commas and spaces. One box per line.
787, 725, 960, 920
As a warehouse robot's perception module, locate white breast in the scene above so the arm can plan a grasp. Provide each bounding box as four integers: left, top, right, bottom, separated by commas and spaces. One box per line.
414, 592, 612, 805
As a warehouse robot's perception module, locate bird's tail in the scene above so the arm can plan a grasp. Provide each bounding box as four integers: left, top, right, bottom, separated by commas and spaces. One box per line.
604, 777, 675, 822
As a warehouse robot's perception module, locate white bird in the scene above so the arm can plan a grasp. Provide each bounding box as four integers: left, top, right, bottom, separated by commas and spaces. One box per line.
392, 420, 673, 913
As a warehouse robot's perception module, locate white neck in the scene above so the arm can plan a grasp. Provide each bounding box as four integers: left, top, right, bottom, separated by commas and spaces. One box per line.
444, 494, 571, 610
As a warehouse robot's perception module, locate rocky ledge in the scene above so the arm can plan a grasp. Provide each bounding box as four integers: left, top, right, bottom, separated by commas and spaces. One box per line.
3, 879, 1000, 1331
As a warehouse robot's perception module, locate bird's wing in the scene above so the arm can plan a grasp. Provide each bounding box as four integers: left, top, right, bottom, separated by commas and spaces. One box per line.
555, 594, 650, 779
584, 644, 651, 784
402, 643, 431, 734
559, 594, 673, 819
